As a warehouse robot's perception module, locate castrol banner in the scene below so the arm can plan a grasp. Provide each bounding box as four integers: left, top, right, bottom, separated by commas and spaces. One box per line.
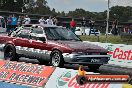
45, 68, 122, 88
84, 41, 132, 68
0, 60, 55, 87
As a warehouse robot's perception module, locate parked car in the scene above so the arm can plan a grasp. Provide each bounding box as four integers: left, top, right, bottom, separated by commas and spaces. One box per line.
75, 27, 100, 35
0, 24, 109, 70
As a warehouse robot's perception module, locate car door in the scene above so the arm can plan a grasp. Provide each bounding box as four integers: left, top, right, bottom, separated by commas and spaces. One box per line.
14, 29, 31, 56
28, 27, 50, 61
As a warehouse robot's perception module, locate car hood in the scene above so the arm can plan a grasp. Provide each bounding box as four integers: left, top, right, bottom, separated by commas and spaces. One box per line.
56, 41, 108, 52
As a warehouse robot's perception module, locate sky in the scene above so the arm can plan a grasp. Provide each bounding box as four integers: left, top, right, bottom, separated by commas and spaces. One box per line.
47, 0, 132, 13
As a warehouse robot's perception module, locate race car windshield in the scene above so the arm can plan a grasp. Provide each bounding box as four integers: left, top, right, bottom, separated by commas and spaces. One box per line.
45, 27, 81, 41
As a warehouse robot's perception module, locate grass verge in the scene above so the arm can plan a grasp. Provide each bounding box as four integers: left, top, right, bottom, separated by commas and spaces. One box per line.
79, 35, 132, 45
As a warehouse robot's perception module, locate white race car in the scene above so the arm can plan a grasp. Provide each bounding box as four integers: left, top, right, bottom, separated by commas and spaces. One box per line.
75, 27, 100, 35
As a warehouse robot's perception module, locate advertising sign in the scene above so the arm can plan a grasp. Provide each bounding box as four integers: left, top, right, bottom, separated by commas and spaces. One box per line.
45, 68, 122, 88
84, 41, 132, 68
0, 60, 55, 87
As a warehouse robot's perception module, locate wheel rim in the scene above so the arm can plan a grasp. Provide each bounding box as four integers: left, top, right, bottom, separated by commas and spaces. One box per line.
52, 52, 60, 66
5, 48, 13, 60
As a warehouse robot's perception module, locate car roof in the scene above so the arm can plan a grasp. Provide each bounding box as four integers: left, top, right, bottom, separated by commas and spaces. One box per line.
22, 24, 58, 28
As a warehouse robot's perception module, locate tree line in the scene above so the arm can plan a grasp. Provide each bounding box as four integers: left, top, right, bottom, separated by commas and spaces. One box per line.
0, 0, 132, 22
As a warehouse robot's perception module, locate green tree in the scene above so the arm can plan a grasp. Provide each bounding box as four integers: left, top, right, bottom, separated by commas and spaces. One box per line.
27, 0, 51, 14
110, 6, 132, 22
0, 0, 23, 12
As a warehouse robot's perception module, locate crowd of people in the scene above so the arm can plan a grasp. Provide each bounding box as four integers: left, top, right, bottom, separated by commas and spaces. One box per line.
38, 16, 58, 25
6, 14, 58, 33
6, 14, 31, 32
70, 17, 96, 35
3, 14, 132, 35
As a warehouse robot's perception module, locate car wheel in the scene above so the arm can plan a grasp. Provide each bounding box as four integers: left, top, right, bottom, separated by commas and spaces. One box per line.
50, 50, 64, 67
76, 75, 87, 85
88, 65, 101, 70
4, 44, 19, 61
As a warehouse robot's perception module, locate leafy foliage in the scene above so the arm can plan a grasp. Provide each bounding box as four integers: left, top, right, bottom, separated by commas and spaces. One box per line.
0, 0, 132, 22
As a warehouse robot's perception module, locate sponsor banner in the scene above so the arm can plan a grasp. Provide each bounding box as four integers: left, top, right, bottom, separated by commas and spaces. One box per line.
0, 60, 55, 87
45, 68, 122, 88
106, 44, 132, 67
0, 81, 30, 88
84, 41, 132, 68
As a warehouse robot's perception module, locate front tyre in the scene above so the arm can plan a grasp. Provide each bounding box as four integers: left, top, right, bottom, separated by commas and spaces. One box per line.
4, 44, 19, 61
50, 50, 64, 67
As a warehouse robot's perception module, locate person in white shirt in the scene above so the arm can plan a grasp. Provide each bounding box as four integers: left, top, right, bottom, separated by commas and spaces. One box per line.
46, 16, 53, 25
23, 15, 31, 25
39, 17, 47, 25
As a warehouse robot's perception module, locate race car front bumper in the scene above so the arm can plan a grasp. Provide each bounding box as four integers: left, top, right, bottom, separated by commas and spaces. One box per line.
63, 53, 110, 65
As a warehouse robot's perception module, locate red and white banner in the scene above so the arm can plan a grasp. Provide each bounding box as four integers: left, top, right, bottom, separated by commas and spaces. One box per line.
84, 41, 132, 68
0, 60, 55, 87
45, 68, 122, 88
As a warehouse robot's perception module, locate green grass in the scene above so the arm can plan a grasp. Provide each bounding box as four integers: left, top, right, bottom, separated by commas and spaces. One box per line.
79, 35, 132, 45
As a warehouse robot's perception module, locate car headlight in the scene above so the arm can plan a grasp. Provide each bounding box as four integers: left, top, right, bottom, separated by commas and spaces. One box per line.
63, 52, 85, 58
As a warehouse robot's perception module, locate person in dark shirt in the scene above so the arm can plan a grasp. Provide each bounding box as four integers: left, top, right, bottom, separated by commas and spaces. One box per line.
89, 19, 96, 36
111, 19, 118, 35
7, 15, 12, 32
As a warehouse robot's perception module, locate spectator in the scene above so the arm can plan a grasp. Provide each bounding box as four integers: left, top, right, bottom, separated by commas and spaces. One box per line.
6, 15, 12, 32
70, 18, 76, 33
23, 15, 31, 25
111, 19, 118, 35
123, 26, 129, 33
52, 16, 58, 25
39, 17, 47, 25
46, 16, 53, 25
89, 19, 96, 36
81, 17, 87, 35
17, 16, 23, 26
11, 14, 17, 31
129, 28, 132, 34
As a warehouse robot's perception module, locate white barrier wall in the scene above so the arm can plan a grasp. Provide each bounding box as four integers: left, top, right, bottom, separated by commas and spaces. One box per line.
84, 41, 132, 68
45, 67, 122, 88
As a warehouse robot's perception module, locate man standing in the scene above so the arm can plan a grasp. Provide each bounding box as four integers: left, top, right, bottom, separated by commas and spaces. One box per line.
39, 17, 47, 25
46, 16, 53, 25
89, 19, 96, 36
23, 15, 31, 25
81, 17, 87, 35
11, 14, 17, 31
6, 15, 12, 32
52, 17, 58, 25
111, 19, 118, 35
70, 18, 76, 33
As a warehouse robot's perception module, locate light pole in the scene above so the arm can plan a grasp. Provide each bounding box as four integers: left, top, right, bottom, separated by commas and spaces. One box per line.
105, 0, 110, 42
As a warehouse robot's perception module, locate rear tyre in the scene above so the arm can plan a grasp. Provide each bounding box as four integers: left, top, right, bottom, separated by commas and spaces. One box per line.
4, 44, 19, 61
88, 65, 101, 71
50, 50, 64, 67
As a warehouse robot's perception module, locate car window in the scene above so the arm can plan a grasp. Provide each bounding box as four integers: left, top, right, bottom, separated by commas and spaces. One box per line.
16, 29, 30, 39
44, 27, 81, 41
10, 27, 31, 37
31, 27, 43, 34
